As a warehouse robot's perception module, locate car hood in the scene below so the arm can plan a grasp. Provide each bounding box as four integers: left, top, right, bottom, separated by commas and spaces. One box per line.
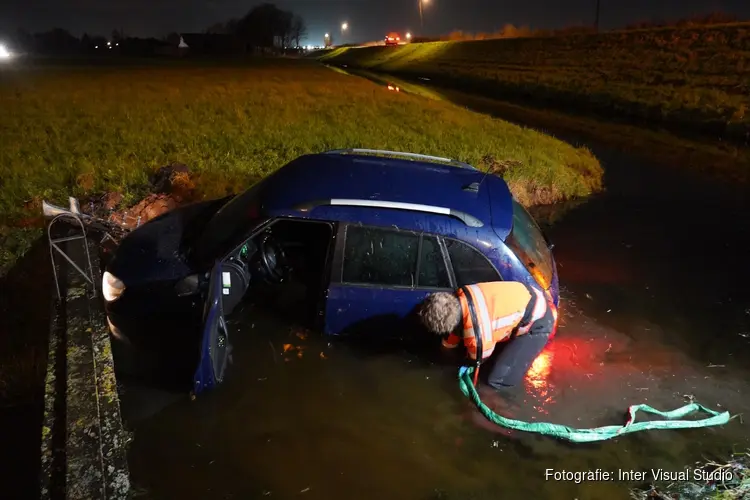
107, 197, 231, 286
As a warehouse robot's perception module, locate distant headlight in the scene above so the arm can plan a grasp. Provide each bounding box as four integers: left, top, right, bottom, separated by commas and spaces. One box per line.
102, 271, 126, 302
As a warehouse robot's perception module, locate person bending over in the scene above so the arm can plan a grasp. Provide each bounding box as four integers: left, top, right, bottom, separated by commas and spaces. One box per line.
418, 281, 555, 389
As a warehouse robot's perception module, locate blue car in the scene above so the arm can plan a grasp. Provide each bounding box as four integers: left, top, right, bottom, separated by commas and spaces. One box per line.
102, 149, 559, 395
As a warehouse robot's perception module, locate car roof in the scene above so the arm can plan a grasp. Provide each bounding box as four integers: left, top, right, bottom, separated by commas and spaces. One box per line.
259, 150, 515, 239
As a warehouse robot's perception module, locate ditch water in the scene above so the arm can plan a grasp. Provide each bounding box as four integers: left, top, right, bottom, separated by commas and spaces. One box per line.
120, 70, 750, 500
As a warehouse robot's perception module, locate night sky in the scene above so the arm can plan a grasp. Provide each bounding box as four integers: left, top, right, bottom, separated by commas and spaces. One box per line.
1, 0, 748, 44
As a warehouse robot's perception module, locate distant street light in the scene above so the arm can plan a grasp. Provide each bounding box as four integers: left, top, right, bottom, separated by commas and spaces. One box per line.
419, 0, 430, 27
341, 22, 348, 43
406, 32, 412, 40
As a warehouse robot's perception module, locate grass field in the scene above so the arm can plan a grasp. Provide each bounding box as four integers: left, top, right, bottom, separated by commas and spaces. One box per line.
0, 58, 601, 275
319, 23, 750, 142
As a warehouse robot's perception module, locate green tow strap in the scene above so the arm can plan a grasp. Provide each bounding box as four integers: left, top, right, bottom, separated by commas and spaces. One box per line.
458, 366, 731, 443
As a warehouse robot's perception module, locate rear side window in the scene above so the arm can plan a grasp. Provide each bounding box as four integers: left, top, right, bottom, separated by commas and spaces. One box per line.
418, 236, 451, 288
505, 199, 554, 290
445, 239, 501, 286
343, 226, 419, 286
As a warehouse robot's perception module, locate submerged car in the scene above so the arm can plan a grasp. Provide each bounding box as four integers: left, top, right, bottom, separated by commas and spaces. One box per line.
103, 149, 560, 395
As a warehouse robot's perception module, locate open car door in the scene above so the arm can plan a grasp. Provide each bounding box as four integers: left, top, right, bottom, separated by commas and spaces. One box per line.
193, 261, 232, 395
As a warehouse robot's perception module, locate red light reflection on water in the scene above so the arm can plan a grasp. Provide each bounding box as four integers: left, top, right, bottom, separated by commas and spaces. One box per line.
524, 347, 555, 412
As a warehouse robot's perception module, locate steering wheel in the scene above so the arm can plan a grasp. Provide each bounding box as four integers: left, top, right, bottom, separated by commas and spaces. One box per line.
258, 234, 290, 283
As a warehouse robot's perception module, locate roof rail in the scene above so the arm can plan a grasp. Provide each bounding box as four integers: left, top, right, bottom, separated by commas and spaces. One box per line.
323, 148, 478, 170
293, 198, 484, 227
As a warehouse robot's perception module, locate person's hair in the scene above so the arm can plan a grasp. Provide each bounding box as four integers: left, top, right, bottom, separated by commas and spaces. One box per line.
418, 292, 462, 334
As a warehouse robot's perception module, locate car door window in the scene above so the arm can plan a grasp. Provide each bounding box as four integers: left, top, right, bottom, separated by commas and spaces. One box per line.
418, 236, 451, 288
342, 226, 419, 286
445, 238, 501, 286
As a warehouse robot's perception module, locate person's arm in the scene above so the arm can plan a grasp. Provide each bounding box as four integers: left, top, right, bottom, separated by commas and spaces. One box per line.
457, 289, 478, 359
441, 332, 461, 349
516, 284, 549, 336
528, 302, 555, 337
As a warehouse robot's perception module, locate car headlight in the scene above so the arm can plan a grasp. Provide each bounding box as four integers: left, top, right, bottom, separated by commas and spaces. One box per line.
102, 271, 126, 302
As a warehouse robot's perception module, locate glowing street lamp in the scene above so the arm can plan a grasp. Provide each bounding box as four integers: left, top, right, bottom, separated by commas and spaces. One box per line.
419, 0, 430, 27
406, 32, 412, 40
341, 22, 348, 33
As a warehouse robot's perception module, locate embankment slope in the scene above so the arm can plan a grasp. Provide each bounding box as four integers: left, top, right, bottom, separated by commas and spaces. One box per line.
320, 23, 750, 142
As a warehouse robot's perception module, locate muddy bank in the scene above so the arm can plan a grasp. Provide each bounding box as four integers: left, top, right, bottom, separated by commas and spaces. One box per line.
0, 163, 196, 499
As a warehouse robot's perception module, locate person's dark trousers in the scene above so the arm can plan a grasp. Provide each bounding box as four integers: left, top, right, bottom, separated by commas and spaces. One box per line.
486, 306, 554, 389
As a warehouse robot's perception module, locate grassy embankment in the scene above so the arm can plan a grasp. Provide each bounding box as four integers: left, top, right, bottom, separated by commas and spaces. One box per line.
0, 58, 602, 276
319, 23, 750, 144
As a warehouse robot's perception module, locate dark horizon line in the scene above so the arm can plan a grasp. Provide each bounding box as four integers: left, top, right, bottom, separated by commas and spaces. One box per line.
3, 10, 748, 43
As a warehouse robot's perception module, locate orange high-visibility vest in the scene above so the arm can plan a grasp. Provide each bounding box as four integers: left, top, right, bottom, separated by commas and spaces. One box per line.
442, 281, 548, 360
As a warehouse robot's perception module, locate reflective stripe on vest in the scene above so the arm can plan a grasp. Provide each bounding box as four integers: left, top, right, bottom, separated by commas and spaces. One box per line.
517, 286, 548, 335
492, 312, 525, 330
465, 284, 496, 359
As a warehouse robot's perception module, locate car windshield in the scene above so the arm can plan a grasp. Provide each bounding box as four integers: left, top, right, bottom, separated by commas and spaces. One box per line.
504, 199, 554, 290
193, 179, 267, 265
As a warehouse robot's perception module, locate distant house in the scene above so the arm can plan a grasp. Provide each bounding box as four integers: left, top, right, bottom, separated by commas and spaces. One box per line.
177, 33, 244, 55
154, 35, 185, 57
124, 37, 173, 57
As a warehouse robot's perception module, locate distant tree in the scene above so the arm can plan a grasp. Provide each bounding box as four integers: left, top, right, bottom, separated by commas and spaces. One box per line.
235, 3, 295, 48
34, 28, 79, 53
446, 30, 469, 41
291, 15, 307, 47
91, 35, 107, 48
205, 22, 228, 34
225, 19, 239, 35
13, 28, 34, 51
166, 32, 181, 46
205, 19, 240, 34
280, 10, 293, 47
